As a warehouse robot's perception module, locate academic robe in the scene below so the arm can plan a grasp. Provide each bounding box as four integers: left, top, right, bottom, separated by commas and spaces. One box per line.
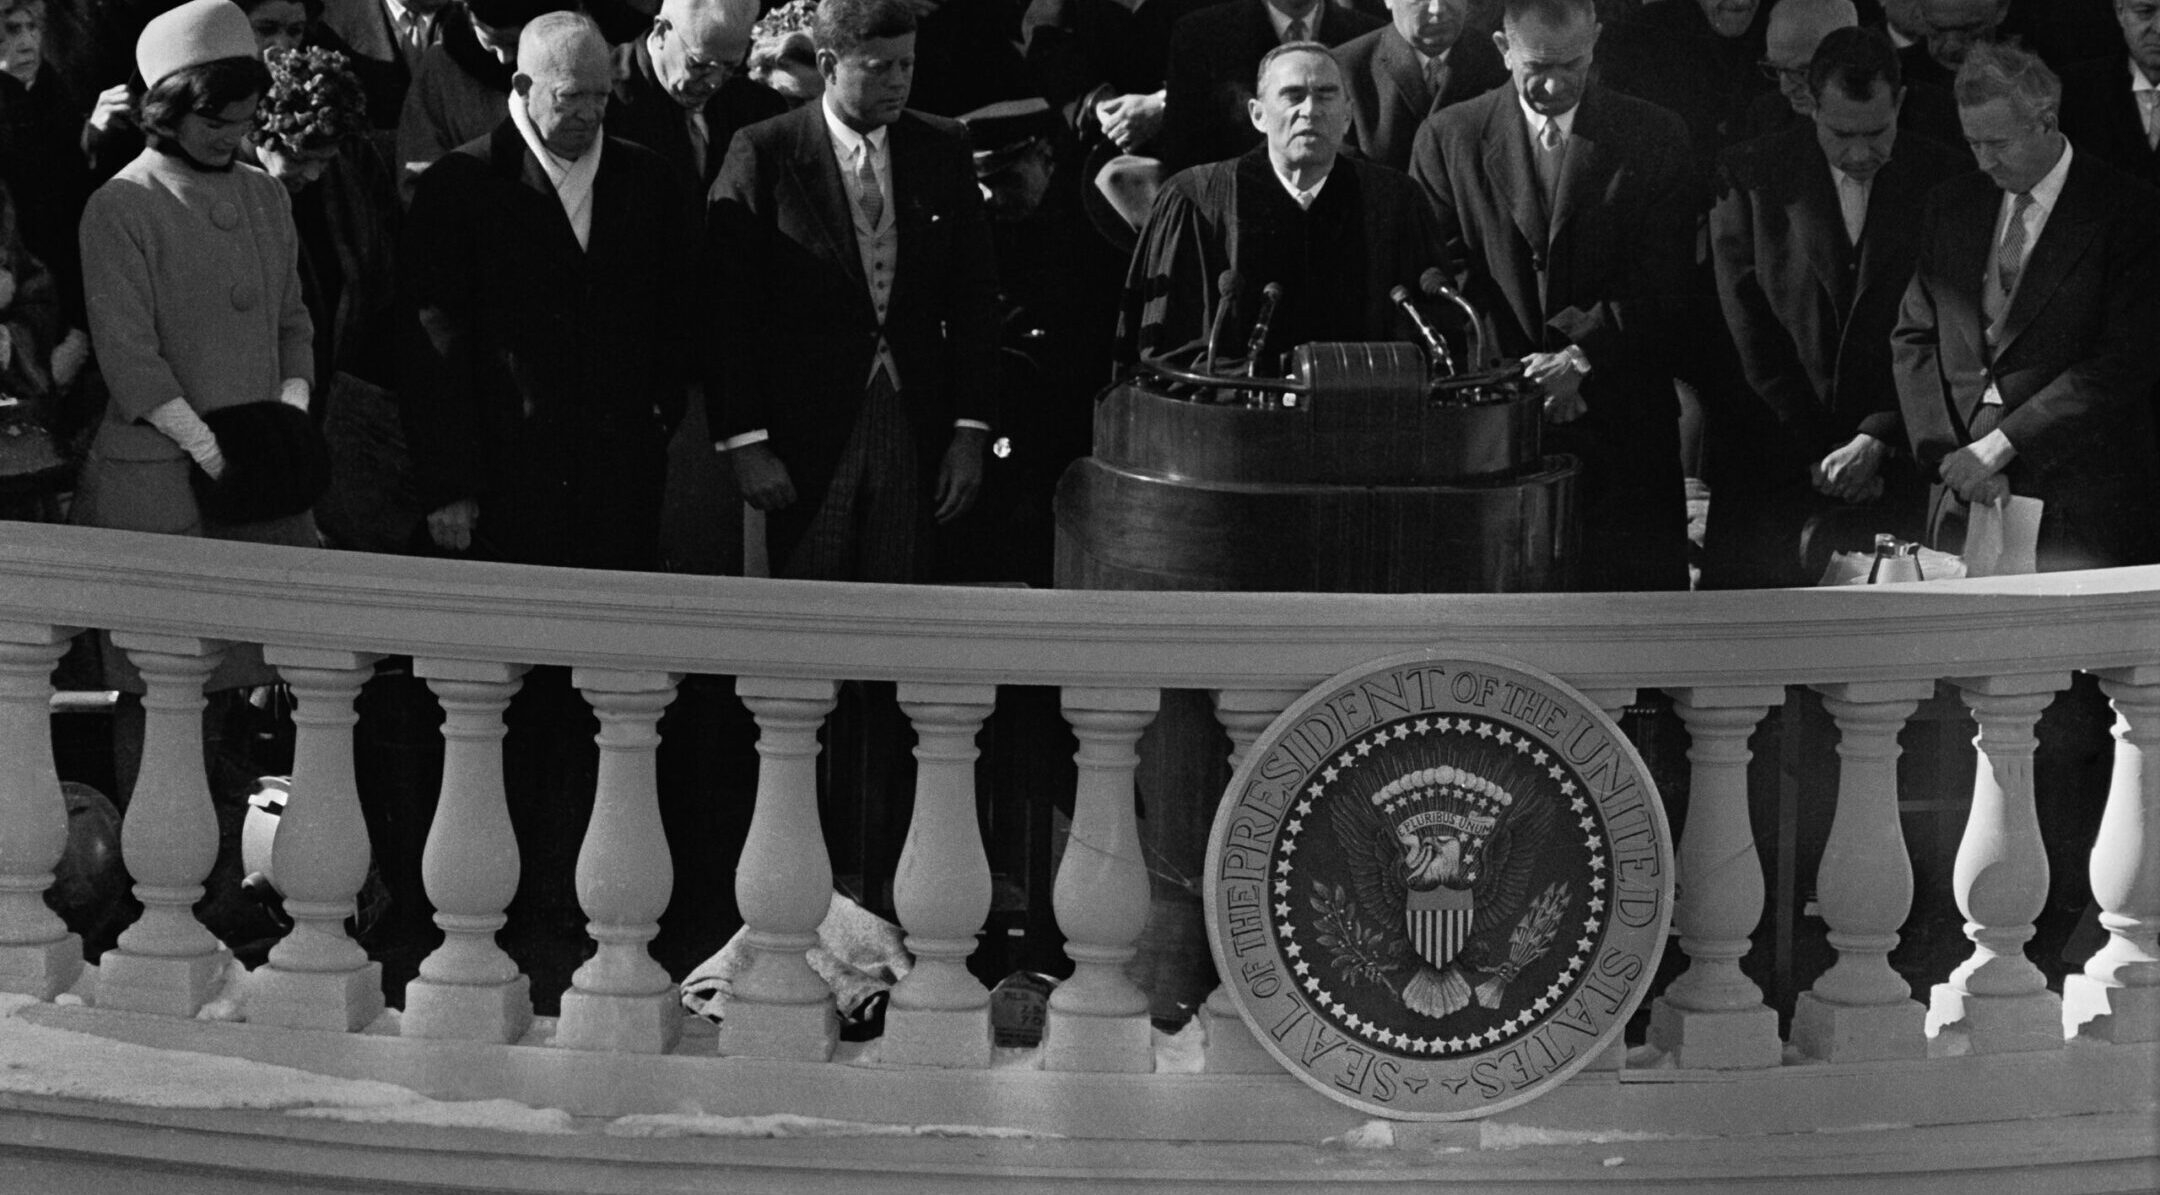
1117, 145, 1441, 371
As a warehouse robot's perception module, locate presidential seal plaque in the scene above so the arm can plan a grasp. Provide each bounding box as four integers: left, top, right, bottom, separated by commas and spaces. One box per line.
1203, 653, 1673, 1120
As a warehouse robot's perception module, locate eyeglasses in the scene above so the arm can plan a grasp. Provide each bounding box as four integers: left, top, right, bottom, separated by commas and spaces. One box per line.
1758, 60, 1808, 83
673, 26, 747, 82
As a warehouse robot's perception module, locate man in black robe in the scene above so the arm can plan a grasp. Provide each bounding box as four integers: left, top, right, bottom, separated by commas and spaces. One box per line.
1118, 40, 1441, 373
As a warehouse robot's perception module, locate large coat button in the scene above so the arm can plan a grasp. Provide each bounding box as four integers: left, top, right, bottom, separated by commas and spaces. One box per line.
210, 201, 241, 230
230, 281, 260, 311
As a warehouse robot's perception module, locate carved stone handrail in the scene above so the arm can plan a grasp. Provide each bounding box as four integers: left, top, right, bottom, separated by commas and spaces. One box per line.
5, 525, 2159, 692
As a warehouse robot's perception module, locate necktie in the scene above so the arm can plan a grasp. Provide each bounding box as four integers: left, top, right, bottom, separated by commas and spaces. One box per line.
687, 109, 709, 179
1984, 191, 2035, 332
1534, 117, 1563, 204
1284, 16, 1306, 42
856, 142, 884, 229
1423, 57, 1450, 112
2139, 89, 2160, 149
1995, 192, 2035, 299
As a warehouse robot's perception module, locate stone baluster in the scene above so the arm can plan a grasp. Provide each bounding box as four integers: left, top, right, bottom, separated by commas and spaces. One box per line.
1793, 681, 1933, 1061
1042, 687, 1159, 1073
718, 676, 841, 1060
1649, 687, 1783, 1068
2064, 666, 2160, 1043
0, 627, 82, 999
556, 669, 682, 1053
403, 659, 532, 1043
880, 683, 997, 1067
1929, 673, 2068, 1055
97, 634, 230, 1015
252, 648, 385, 1031
1200, 687, 1302, 1074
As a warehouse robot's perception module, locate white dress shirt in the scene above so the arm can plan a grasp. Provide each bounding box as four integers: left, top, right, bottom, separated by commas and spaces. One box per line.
1831, 166, 1870, 245
1266, 1, 1323, 42
2133, 60, 2160, 147
1273, 161, 1330, 209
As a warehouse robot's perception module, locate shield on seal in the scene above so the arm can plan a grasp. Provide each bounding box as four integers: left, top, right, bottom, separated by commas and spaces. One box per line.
1404, 882, 1475, 969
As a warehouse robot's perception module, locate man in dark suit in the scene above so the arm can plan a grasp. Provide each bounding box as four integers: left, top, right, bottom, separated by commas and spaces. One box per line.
1159, 0, 1381, 171
1892, 39, 2160, 571
1706, 27, 1965, 588
1335, 0, 1506, 170
709, 0, 998, 583
321, 0, 455, 138
1902, 0, 2003, 89
604, 0, 784, 201
401, 10, 699, 570
2058, 0, 2160, 190
1410, 0, 1695, 591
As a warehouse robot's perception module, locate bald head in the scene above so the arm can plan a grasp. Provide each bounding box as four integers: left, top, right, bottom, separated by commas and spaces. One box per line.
650, 0, 756, 107
1765, 0, 1856, 113
516, 12, 609, 158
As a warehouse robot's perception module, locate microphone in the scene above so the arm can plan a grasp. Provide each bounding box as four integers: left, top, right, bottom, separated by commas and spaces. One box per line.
1391, 283, 1455, 377
1243, 282, 1284, 379
1420, 267, 1485, 369
1202, 270, 1240, 378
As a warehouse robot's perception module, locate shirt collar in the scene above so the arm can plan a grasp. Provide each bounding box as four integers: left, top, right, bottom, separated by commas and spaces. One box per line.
821, 94, 889, 160
1266, 1, 1322, 42
1829, 163, 1868, 193
1515, 88, 1578, 139
1272, 159, 1331, 208
2133, 60, 2160, 94
382, 0, 419, 28
1413, 45, 1451, 71
2017, 138, 2073, 213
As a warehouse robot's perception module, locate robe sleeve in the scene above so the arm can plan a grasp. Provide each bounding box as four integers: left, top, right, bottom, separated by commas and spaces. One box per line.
1114, 172, 1229, 374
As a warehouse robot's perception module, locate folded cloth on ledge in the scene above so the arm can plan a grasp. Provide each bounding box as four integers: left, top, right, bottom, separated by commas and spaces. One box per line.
680, 891, 911, 1025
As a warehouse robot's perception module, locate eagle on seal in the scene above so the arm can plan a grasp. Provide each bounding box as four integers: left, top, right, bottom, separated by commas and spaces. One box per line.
1329, 753, 1557, 1019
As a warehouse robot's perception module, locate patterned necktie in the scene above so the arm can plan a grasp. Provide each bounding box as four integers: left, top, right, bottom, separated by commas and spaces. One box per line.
1424, 56, 1450, 112
1534, 117, 1564, 204
1837, 172, 1867, 245
2139, 90, 2160, 149
856, 142, 884, 229
1995, 192, 2035, 301
1284, 16, 1306, 42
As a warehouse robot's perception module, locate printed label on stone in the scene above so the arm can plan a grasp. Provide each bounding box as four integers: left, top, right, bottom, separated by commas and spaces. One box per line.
1204, 653, 1673, 1120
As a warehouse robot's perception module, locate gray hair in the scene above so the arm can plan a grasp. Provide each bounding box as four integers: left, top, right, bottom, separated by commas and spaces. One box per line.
1953, 39, 2060, 124
1253, 40, 1339, 95
517, 10, 604, 78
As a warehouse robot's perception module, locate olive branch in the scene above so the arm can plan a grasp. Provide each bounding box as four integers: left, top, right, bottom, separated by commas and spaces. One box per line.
1309, 881, 1400, 988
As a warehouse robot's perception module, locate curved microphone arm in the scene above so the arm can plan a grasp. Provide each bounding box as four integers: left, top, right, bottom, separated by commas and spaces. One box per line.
1135, 356, 1307, 396
1419, 269, 1486, 371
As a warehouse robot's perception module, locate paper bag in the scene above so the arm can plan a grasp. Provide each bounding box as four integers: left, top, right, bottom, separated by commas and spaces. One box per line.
1965, 495, 2044, 577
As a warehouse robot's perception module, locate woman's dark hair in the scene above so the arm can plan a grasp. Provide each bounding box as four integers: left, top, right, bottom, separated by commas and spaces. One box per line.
138, 55, 272, 136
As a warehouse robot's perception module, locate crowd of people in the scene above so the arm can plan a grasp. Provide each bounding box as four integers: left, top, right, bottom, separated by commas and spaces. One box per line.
0, 0, 2154, 593
4, 0, 2154, 1012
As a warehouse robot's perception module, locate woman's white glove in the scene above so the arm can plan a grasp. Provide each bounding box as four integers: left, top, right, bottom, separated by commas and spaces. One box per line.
144, 398, 225, 480
279, 377, 310, 412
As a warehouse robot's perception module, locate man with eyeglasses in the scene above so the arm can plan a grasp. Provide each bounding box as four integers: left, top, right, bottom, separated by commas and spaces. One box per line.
606, 0, 782, 198
1892, 38, 2160, 572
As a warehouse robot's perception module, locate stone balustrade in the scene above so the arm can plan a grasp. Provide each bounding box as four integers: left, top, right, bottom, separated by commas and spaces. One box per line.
0, 524, 2156, 1105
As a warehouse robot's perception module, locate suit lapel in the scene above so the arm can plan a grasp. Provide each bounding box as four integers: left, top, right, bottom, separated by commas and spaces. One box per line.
783, 106, 866, 289
1486, 90, 1545, 252
1375, 30, 1428, 117
1547, 93, 1604, 244
1994, 158, 2102, 358
1793, 152, 1853, 310
493, 121, 586, 261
